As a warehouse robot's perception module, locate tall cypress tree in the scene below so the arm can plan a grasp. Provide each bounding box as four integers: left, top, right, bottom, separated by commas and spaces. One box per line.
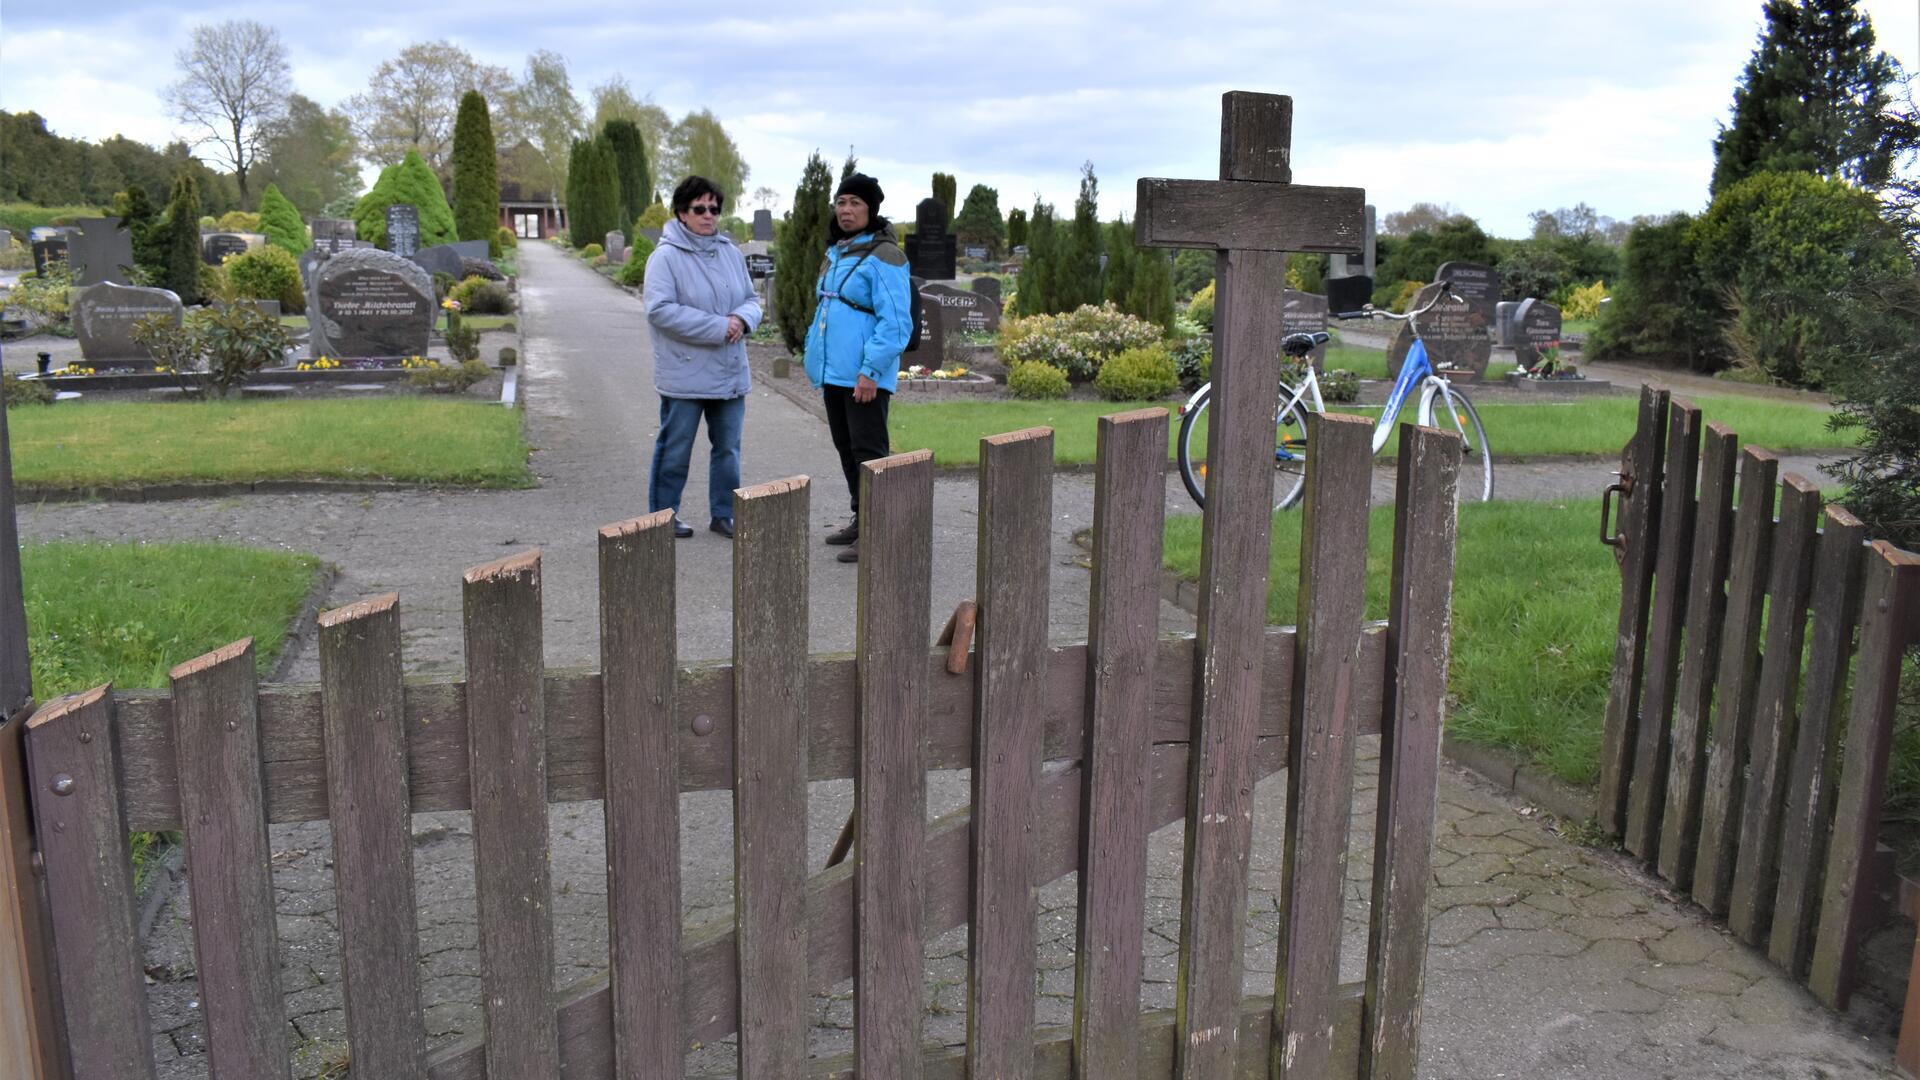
931, 172, 956, 221
164, 171, 203, 304
564, 138, 620, 251
565, 139, 591, 247
1057, 162, 1103, 310
1128, 246, 1176, 331
1102, 218, 1137, 309
258, 183, 308, 256
1016, 201, 1058, 317
954, 184, 1004, 256
1006, 208, 1028, 251
451, 90, 499, 247
776, 151, 834, 354
602, 119, 651, 240
1711, 0, 1905, 194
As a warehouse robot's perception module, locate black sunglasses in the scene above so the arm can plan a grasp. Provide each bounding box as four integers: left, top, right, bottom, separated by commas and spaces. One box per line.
687, 204, 722, 216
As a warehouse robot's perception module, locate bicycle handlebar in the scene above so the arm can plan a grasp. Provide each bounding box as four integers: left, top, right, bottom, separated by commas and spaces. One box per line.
1330, 278, 1463, 323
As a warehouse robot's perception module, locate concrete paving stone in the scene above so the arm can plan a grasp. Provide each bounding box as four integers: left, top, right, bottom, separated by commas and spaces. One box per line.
1705, 939, 1783, 981
1519, 888, 1584, 917
1466, 926, 1590, 964
1495, 951, 1667, 1013
1432, 851, 1519, 887
1570, 886, 1656, 919
1452, 811, 1521, 837
1492, 901, 1558, 931
1429, 904, 1501, 946
1628, 960, 1754, 997
1732, 975, 1821, 1024
282, 979, 343, 1019
1427, 881, 1526, 909
1557, 914, 1671, 943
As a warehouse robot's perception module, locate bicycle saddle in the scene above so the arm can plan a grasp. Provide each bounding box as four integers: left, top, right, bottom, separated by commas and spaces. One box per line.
1281, 331, 1330, 357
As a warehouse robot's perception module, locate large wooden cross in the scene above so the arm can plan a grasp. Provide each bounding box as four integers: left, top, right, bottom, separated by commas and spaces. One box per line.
1136, 92, 1365, 1078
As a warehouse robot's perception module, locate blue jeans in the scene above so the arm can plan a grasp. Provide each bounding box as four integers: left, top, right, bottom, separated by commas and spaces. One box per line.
648, 395, 745, 522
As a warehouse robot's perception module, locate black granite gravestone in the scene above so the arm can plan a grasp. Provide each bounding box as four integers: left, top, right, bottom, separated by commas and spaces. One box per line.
67, 217, 135, 286
310, 248, 434, 358
904, 198, 956, 280
1512, 298, 1564, 369
386, 205, 421, 258
1385, 281, 1491, 380
1281, 289, 1331, 369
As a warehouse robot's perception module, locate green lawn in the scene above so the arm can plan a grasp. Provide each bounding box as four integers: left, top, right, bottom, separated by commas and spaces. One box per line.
1164, 501, 1619, 784
10, 398, 533, 488
23, 541, 321, 697
892, 392, 1845, 468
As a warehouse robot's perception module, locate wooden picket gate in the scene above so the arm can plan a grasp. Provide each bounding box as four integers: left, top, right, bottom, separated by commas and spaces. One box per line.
1596, 386, 1920, 1016
0, 92, 1466, 1079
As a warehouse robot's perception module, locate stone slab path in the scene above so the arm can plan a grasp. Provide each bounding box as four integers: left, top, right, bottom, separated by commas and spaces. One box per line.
16, 242, 1901, 1077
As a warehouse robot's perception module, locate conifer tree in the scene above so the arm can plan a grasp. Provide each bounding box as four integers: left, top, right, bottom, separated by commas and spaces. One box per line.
1101, 218, 1136, 308
1016, 201, 1058, 316
776, 151, 834, 353
602, 118, 651, 238
1006, 208, 1028, 251
164, 171, 203, 304
258, 182, 308, 256
931, 172, 956, 221
1128, 246, 1176, 330
954, 184, 1004, 256
451, 90, 499, 247
1056, 162, 1104, 310
1711, 0, 1905, 194
352, 150, 456, 248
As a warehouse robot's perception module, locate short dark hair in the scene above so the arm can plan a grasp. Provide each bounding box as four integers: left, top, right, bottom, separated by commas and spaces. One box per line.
671, 176, 724, 215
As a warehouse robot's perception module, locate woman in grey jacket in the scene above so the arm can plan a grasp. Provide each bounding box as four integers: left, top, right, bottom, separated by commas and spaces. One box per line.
642, 176, 762, 538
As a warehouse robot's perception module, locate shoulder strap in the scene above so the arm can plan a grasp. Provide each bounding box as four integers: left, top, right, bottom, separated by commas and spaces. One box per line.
830, 238, 898, 315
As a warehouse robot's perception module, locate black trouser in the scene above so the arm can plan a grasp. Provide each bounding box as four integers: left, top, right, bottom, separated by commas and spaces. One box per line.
822, 383, 892, 515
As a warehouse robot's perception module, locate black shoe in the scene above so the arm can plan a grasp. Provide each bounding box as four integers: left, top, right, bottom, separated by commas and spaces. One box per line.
672, 517, 693, 539
825, 517, 858, 546
836, 543, 859, 564
710, 518, 734, 539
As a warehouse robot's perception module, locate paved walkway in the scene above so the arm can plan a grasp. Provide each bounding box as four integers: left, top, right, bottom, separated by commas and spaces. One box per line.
18, 243, 1902, 1077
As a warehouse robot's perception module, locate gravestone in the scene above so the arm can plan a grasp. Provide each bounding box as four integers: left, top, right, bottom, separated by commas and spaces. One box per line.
1495, 300, 1523, 347
1282, 288, 1331, 369
67, 217, 135, 286
605, 231, 626, 264
31, 238, 68, 276
202, 232, 251, 265
909, 276, 945, 360
410, 240, 490, 281
1324, 274, 1373, 317
752, 209, 774, 242
1326, 202, 1377, 280
904, 198, 956, 280
386, 205, 421, 258
745, 252, 774, 278
964, 244, 988, 260
72, 282, 183, 364
298, 248, 323, 283
1433, 260, 1497, 329
921, 282, 1001, 339
1511, 298, 1564, 369
312, 218, 357, 254
1384, 281, 1491, 380
309, 247, 434, 359
639, 227, 663, 244
972, 276, 1002, 305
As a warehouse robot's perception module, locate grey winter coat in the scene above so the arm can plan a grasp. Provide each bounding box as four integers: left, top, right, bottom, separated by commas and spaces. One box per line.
642, 219, 762, 399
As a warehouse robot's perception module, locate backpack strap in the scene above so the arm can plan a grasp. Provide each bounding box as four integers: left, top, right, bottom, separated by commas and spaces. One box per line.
824, 238, 899, 315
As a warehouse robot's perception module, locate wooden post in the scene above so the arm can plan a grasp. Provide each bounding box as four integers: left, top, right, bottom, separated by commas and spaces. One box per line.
1597, 386, 1668, 836
1, 378, 29, 713
1135, 90, 1364, 1078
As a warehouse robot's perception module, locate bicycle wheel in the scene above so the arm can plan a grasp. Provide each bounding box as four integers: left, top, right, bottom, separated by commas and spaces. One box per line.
1176, 387, 1311, 510
1423, 389, 1494, 501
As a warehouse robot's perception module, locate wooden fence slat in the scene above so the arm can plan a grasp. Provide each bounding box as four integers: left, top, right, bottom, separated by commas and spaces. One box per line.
1768, 507, 1868, 976
25, 688, 154, 1078
1727, 475, 1823, 943
1692, 447, 1778, 914
463, 549, 559, 1072
1275, 411, 1375, 1079
424, 627, 1396, 1077
171, 639, 291, 1079
599, 512, 683, 1079
968, 429, 1052, 1080
320, 594, 427, 1079
1361, 425, 1459, 1080
2, 703, 69, 1080
1073, 409, 1168, 1075
1657, 422, 1739, 888
1809, 542, 1920, 1008
1598, 386, 1669, 836
1178, 243, 1289, 1079
0, 385, 29, 714
1624, 401, 1701, 859
855, 452, 934, 1076
733, 477, 811, 1078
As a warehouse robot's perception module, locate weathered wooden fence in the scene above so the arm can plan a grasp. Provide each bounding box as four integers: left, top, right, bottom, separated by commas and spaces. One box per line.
1597, 387, 1920, 1024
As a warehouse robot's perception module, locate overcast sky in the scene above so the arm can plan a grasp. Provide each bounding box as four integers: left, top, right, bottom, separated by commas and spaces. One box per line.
2, 1, 1915, 237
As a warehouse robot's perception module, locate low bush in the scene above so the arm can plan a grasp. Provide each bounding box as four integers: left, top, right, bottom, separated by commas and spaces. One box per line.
579, 242, 604, 260
1563, 280, 1609, 321
448, 275, 514, 314
461, 257, 504, 281
199, 262, 226, 301
495, 226, 518, 250
615, 235, 656, 287
223, 246, 304, 314
1170, 335, 1211, 391
1321, 368, 1360, 403
995, 303, 1163, 381
1006, 361, 1069, 399
214, 210, 260, 233
1186, 282, 1215, 330
3, 373, 53, 407
407, 358, 491, 394
441, 300, 480, 363
1093, 345, 1179, 401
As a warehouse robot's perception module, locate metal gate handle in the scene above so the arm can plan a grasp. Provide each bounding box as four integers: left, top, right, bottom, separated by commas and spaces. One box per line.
1599, 474, 1633, 549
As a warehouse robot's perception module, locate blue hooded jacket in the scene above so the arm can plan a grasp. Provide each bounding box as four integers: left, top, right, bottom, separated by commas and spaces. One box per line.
801, 228, 913, 393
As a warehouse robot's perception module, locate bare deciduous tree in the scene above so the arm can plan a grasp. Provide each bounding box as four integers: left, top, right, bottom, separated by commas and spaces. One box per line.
345, 40, 513, 175
165, 19, 290, 205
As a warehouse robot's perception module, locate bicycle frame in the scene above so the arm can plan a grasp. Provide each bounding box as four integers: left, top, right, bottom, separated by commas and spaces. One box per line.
1372, 339, 1468, 454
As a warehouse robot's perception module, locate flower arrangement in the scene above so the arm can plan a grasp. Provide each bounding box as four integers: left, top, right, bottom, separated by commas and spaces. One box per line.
401, 355, 441, 370
1525, 341, 1579, 380
296, 357, 342, 371
54, 364, 96, 376
905, 364, 973, 380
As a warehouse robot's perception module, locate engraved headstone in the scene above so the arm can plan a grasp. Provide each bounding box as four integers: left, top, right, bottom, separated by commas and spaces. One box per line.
202, 232, 251, 265
1511, 298, 1564, 369
1327, 203, 1377, 280
904, 198, 956, 280
1434, 260, 1498, 329
921, 282, 1001, 337
1324, 274, 1372, 316
745, 253, 774, 278
964, 245, 988, 260
971, 276, 1002, 305
312, 218, 357, 254
752, 209, 774, 242
31, 238, 68, 276
309, 247, 434, 359
605, 230, 626, 264
1385, 281, 1491, 380
909, 276, 945, 360
72, 282, 184, 363
67, 217, 135, 286
410, 240, 489, 281
1495, 301, 1523, 347
1012, 244, 1029, 258
1282, 289, 1331, 369
385, 204, 421, 258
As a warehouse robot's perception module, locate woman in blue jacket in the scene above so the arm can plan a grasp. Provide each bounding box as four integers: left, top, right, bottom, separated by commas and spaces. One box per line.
643, 176, 761, 538
802, 173, 913, 564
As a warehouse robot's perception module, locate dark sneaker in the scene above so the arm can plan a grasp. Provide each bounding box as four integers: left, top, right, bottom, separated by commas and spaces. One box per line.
825, 517, 859, 546
709, 518, 734, 539
672, 517, 694, 539
836, 543, 859, 564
